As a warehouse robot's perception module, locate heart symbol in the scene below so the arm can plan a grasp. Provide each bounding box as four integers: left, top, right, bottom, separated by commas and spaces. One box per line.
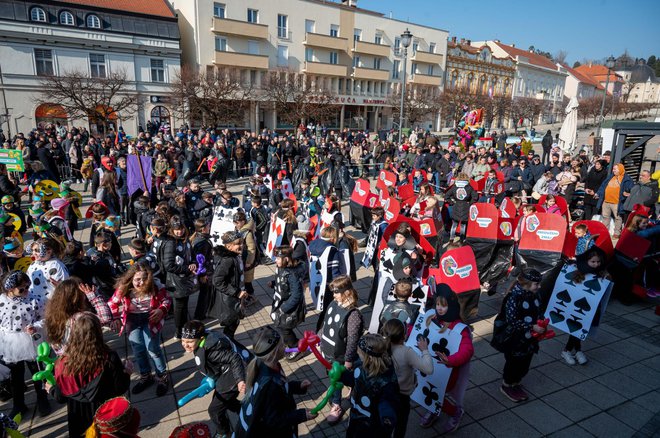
565, 318, 583, 333
549, 310, 565, 323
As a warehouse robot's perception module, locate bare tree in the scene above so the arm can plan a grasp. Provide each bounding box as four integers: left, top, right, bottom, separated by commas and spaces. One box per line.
390, 86, 442, 128
509, 97, 546, 129
36, 70, 137, 134
261, 70, 337, 126
170, 66, 254, 128
554, 50, 569, 64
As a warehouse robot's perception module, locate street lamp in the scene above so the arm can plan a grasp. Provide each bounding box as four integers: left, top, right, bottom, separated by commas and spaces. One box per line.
398, 28, 412, 144
596, 55, 616, 138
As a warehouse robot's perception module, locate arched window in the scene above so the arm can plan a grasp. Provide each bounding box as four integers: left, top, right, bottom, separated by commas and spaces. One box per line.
151, 106, 170, 125
31, 7, 46, 22
466, 73, 474, 92
86, 14, 101, 28
479, 75, 487, 94
450, 70, 458, 89
59, 11, 75, 26
504, 79, 511, 95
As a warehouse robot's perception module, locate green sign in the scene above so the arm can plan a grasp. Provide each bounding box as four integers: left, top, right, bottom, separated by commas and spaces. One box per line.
0, 149, 24, 172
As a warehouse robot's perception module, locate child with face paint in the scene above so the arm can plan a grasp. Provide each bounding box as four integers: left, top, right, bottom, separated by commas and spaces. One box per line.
26, 238, 69, 300
418, 285, 474, 430
181, 320, 247, 437
0, 270, 51, 418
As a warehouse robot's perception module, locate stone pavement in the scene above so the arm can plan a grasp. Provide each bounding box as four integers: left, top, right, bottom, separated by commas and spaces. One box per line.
2, 176, 659, 437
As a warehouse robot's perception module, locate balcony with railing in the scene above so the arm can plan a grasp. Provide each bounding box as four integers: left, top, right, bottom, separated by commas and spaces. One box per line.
303, 61, 348, 77
304, 32, 348, 51
409, 73, 442, 86
352, 40, 390, 57
214, 51, 269, 69
212, 17, 268, 39
353, 66, 389, 81
411, 50, 444, 65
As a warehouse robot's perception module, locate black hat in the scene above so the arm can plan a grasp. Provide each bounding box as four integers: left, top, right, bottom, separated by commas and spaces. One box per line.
521, 268, 542, 283
128, 238, 146, 253
433, 283, 461, 323
575, 246, 607, 275
253, 327, 281, 357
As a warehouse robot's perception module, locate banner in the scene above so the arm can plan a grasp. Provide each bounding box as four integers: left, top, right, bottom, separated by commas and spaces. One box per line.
127, 154, 153, 196
406, 310, 464, 414
545, 265, 612, 340
0, 149, 24, 172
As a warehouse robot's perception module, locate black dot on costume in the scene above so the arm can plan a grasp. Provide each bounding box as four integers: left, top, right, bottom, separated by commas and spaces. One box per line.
11, 306, 16, 310
15, 316, 20, 320
49, 268, 57, 275
33, 278, 41, 286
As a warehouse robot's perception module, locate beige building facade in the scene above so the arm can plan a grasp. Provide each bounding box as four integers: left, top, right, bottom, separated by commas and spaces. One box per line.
169, 0, 448, 131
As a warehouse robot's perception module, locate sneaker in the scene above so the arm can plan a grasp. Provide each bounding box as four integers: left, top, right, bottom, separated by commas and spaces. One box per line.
561, 351, 577, 365
325, 403, 345, 424
156, 374, 169, 396
420, 411, 439, 428
441, 407, 464, 433
285, 351, 302, 362
500, 384, 525, 403
574, 351, 588, 365
513, 385, 529, 401
36, 395, 52, 417
132, 374, 155, 395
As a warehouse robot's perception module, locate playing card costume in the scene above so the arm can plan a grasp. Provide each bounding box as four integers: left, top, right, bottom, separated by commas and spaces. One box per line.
270, 252, 306, 350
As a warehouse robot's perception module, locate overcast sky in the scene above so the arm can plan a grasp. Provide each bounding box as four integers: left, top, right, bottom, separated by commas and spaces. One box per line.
358, 0, 660, 65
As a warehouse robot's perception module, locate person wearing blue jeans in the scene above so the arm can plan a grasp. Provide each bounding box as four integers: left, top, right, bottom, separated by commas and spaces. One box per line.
127, 312, 168, 390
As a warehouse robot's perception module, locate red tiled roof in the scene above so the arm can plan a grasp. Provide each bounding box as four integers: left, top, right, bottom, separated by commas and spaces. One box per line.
495, 42, 558, 70
52, 0, 175, 18
575, 65, 624, 83
562, 64, 604, 90
447, 41, 480, 54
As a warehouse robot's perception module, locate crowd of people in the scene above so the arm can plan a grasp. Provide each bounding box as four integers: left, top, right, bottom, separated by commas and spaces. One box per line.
0, 119, 657, 438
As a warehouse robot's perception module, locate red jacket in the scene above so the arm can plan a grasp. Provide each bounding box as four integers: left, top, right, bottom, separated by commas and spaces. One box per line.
107, 286, 171, 336
443, 320, 474, 391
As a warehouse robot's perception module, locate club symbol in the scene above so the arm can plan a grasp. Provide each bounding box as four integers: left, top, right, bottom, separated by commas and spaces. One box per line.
422, 383, 439, 406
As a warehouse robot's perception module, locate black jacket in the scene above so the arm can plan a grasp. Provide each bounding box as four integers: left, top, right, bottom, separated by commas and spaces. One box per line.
445, 180, 477, 222
210, 246, 243, 326
541, 133, 553, 151
0, 174, 20, 200
583, 166, 608, 206
37, 147, 61, 183
196, 331, 246, 394
162, 236, 196, 298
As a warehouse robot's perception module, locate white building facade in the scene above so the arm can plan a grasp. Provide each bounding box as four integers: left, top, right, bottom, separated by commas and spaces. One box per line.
0, 0, 181, 137
169, 0, 449, 131
562, 64, 599, 100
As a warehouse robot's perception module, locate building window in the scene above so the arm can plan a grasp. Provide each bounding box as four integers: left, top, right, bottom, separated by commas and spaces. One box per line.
450, 71, 458, 88
353, 29, 361, 42
247, 40, 259, 55
86, 14, 100, 28
375, 33, 382, 45
427, 65, 434, 76
59, 11, 75, 26
411, 62, 418, 75
305, 19, 315, 34
393, 60, 400, 79
277, 14, 288, 38
429, 43, 436, 53
305, 48, 314, 62
412, 41, 418, 54
31, 7, 46, 22
34, 49, 53, 76
467, 73, 474, 91
215, 37, 227, 51
330, 24, 339, 37
277, 45, 288, 66
247, 9, 258, 23
367, 81, 371, 93
89, 53, 106, 78
380, 82, 386, 95
329, 52, 338, 65
213, 3, 225, 18
150, 59, 165, 83
338, 78, 344, 93
250, 70, 257, 86
151, 106, 170, 125
373, 57, 381, 70
353, 56, 360, 68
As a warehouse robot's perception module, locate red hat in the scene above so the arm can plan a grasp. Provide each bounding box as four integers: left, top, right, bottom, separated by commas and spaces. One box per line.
85, 201, 110, 219
92, 396, 140, 437
169, 423, 211, 438
101, 156, 114, 171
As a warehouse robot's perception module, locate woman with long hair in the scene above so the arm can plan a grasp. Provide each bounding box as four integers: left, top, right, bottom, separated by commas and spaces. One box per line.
49, 312, 131, 437
96, 171, 120, 215
108, 263, 171, 396
211, 231, 248, 339
234, 327, 316, 437
275, 198, 298, 246
45, 277, 112, 354
191, 218, 214, 320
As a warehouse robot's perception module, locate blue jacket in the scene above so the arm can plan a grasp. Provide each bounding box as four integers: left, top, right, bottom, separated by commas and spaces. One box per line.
596, 173, 634, 215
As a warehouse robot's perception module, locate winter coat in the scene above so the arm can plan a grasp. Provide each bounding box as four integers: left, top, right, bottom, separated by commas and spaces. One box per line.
210, 245, 243, 326
195, 331, 246, 394
596, 172, 634, 215
107, 284, 172, 336
622, 181, 659, 212
238, 221, 257, 283
162, 236, 197, 298
541, 133, 553, 151
583, 166, 608, 206
445, 180, 477, 222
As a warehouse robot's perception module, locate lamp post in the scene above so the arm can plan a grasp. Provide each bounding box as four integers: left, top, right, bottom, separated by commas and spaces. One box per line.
398, 28, 412, 144
596, 55, 616, 138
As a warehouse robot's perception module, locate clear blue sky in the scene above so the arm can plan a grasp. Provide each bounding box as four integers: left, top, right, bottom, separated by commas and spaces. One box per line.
358, 0, 660, 65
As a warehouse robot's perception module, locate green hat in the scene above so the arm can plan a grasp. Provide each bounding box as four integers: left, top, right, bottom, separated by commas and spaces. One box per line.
1, 195, 14, 205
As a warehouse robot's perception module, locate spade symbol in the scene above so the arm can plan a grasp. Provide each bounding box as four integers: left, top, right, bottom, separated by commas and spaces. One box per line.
556, 290, 572, 307
382, 258, 395, 273
565, 317, 583, 333
564, 269, 580, 286
422, 383, 439, 406
411, 286, 425, 303
583, 278, 601, 295
573, 297, 592, 316
549, 308, 565, 323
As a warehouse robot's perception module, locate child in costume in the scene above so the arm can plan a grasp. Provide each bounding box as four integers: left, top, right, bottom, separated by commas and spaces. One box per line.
573, 223, 595, 256
1, 196, 25, 235
181, 320, 248, 437
378, 279, 417, 334
26, 238, 69, 300
418, 285, 473, 430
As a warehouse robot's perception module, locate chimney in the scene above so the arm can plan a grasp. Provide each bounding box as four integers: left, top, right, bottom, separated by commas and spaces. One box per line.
511, 43, 515, 48
466, 39, 471, 45
348, 0, 358, 7
460, 38, 465, 44
495, 39, 500, 43
451, 36, 457, 43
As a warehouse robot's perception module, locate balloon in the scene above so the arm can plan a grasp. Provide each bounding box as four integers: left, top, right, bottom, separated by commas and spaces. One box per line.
196, 254, 206, 276
177, 376, 215, 407
297, 330, 331, 370
33, 342, 56, 386
531, 318, 556, 341
311, 361, 346, 414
